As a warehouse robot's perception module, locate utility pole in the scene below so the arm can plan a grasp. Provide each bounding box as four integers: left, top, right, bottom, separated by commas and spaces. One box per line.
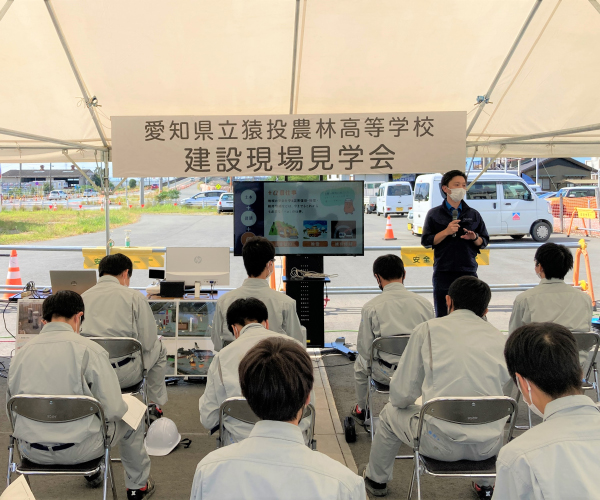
140, 178, 144, 206
535, 158, 539, 186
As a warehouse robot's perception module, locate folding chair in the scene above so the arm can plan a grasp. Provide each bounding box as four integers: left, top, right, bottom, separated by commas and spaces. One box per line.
7, 394, 117, 500
365, 335, 411, 441
216, 397, 317, 450
90, 337, 151, 430
408, 396, 517, 500
573, 331, 600, 401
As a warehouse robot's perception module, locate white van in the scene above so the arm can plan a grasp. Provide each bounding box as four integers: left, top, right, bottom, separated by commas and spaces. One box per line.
376, 181, 413, 217
412, 173, 554, 242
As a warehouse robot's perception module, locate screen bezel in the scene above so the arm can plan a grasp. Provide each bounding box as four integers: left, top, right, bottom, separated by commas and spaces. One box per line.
233, 180, 365, 257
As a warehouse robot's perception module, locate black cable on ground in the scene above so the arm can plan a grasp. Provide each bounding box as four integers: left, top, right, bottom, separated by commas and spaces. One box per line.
2, 301, 15, 338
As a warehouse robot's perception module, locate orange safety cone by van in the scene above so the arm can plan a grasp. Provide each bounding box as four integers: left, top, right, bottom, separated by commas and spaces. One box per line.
383, 215, 397, 240
4, 250, 22, 300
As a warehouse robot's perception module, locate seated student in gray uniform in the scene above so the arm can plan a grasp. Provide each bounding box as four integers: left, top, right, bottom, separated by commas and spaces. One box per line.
191, 337, 366, 500
210, 236, 303, 351
352, 254, 434, 423
200, 297, 311, 444
7, 291, 154, 500
509, 242, 592, 333
494, 322, 600, 499
361, 276, 511, 499
81, 253, 168, 416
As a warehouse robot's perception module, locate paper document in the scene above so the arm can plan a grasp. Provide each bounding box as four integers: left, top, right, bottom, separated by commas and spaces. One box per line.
1, 475, 36, 500
121, 394, 147, 429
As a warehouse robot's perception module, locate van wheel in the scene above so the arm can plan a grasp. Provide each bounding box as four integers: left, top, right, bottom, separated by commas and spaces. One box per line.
377, 212, 380, 216
510, 235, 525, 240
531, 222, 552, 242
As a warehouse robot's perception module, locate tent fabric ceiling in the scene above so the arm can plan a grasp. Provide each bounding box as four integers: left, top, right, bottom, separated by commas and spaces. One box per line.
1, 0, 600, 166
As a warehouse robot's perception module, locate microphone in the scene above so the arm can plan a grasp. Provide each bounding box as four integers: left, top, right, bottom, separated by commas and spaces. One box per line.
452, 209, 458, 237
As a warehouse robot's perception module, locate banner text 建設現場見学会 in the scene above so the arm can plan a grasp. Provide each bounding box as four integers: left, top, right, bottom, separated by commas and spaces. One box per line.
111, 112, 466, 178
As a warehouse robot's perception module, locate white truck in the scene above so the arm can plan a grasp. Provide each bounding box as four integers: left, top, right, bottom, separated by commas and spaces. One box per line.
363, 181, 384, 214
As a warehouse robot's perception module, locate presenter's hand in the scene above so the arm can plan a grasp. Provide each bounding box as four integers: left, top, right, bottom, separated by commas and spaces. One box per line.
461, 230, 477, 241
445, 220, 461, 236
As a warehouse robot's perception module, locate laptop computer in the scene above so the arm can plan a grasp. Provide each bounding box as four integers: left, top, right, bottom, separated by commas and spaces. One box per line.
49, 270, 98, 295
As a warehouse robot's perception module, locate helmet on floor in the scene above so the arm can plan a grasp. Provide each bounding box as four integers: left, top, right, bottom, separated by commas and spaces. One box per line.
144, 417, 181, 456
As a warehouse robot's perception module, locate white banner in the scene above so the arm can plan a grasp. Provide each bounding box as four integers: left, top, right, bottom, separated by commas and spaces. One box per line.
112, 112, 465, 177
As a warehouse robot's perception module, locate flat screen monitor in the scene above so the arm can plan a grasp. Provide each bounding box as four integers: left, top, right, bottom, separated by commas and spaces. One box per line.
233, 181, 364, 256
165, 247, 230, 286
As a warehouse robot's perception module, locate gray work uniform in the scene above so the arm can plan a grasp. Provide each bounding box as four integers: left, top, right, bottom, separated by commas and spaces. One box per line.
200, 323, 312, 444
7, 322, 150, 490
354, 282, 434, 408
509, 278, 592, 333
210, 278, 304, 351
81, 275, 168, 405
190, 420, 366, 500
509, 278, 593, 368
366, 309, 510, 486
494, 395, 600, 500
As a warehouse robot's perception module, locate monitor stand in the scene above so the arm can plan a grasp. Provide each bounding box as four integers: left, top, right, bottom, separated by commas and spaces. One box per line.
284, 255, 357, 359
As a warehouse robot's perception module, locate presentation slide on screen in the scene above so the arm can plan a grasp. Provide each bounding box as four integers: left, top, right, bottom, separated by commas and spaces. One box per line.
233, 181, 364, 256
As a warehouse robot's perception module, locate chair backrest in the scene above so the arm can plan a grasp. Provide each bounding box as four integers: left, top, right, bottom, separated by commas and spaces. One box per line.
7, 394, 106, 429
89, 337, 143, 359
220, 397, 261, 425
416, 396, 517, 450
370, 334, 411, 365
302, 403, 316, 446
572, 332, 600, 379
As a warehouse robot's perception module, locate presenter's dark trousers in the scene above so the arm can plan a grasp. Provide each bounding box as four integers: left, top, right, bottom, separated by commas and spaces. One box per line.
432, 271, 477, 317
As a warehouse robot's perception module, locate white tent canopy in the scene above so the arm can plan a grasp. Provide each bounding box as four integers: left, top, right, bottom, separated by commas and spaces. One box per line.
1, 0, 600, 169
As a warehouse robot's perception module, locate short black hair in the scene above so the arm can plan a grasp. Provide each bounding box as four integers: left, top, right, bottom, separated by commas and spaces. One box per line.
534, 242, 573, 280
226, 298, 269, 334
504, 323, 582, 398
373, 254, 405, 281
42, 290, 84, 322
448, 276, 491, 317
242, 236, 275, 278
239, 337, 313, 422
98, 253, 133, 278
441, 170, 467, 187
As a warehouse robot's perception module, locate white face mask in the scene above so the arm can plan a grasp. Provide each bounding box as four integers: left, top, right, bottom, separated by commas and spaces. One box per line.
448, 187, 466, 202
518, 378, 544, 418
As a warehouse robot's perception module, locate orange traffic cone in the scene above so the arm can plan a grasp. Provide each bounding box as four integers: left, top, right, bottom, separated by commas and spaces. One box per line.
4, 250, 22, 299
383, 215, 397, 240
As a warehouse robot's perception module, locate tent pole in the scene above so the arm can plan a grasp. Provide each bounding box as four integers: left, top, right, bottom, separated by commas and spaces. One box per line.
466, 0, 542, 137
589, 0, 600, 15
0, 126, 107, 151
467, 122, 600, 147
104, 152, 110, 255
44, 0, 109, 149
62, 151, 99, 192
0, 0, 14, 23
289, 0, 301, 114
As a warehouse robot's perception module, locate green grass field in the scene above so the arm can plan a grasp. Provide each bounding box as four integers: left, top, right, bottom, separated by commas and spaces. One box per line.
0, 205, 219, 244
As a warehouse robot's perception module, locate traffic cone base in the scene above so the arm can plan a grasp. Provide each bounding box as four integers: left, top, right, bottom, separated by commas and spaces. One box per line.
383, 215, 397, 240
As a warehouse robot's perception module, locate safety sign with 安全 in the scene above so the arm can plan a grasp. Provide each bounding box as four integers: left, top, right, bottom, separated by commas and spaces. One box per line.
82, 247, 165, 269
401, 246, 490, 267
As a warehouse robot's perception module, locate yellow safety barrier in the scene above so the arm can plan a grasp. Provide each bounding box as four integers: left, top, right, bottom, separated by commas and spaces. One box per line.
567, 207, 597, 237
401, 246, 490, 267
572, 239, 596, 309
82, 247, 165, 269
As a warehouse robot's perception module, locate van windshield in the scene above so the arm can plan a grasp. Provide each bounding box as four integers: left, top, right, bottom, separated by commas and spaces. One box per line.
414, 183, 429, 202
387, 185, 411, 196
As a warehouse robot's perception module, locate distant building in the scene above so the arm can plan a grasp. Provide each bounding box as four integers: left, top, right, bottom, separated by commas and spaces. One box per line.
1, 165, 94, 188
519, 158, 593, 191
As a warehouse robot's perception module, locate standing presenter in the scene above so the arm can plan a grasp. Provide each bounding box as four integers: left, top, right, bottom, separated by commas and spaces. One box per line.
421, 170, 489, 317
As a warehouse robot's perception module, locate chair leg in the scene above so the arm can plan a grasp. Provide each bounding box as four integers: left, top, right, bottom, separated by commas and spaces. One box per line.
407, 465, 416, 500
103, 447, 110, 500
108, 457, 118, 500
527, 407, 532, 429
594, 364, 600, 402
7, 437, 14, 487
415, 450, 422, 500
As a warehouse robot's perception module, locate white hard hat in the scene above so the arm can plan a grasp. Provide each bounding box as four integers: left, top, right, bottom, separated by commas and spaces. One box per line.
144, 418, 181, 456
